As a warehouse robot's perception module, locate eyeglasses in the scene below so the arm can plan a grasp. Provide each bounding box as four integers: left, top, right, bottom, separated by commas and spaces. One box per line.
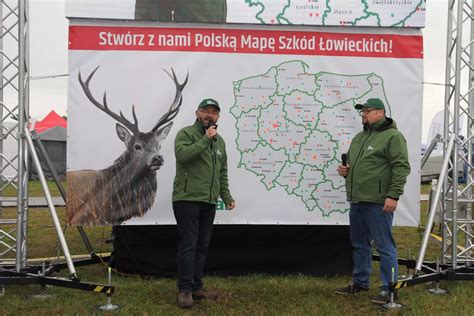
358, 108, 378, 116
199, 109, 220, 116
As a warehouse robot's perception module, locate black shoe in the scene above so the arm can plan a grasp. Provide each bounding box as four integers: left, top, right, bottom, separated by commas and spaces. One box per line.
371, 290, 398, 304
335, 283, 369, 295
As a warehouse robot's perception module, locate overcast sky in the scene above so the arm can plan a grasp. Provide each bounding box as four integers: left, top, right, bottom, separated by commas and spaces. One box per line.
27, 0, 447, 143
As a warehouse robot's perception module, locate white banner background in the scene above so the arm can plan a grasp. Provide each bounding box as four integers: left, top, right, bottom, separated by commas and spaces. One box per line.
68, 22, 422, 226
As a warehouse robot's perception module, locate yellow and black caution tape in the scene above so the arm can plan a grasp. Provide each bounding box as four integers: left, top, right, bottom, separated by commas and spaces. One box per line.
430, 233, 465, 251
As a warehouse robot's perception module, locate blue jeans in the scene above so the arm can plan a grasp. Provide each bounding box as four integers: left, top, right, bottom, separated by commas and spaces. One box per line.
173, 201, 216, 292
350, 202, 398, 290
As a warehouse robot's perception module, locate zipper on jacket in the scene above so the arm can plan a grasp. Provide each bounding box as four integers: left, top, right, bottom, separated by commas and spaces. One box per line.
184, 173, 188, 193
378, 176, 382, 194
349, 131, 372, 201
209, 142, 216, 203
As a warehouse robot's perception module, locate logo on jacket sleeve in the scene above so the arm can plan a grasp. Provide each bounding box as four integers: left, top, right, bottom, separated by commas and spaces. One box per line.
367, 145, 374, 151
216, 149, 222, 156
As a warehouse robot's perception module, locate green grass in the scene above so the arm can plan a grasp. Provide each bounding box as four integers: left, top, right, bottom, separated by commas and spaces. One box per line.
0, 183, 473, 314
1, 180, 65, 197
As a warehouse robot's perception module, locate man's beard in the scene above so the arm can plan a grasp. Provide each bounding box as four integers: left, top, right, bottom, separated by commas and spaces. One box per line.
200, 117, 216, 129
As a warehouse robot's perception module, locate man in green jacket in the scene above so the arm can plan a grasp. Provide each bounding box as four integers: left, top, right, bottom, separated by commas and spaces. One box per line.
335, 98, 410, 304
172, 98, 235, 309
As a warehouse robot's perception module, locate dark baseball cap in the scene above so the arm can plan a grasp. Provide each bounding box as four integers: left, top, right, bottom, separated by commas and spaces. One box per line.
198, 98, 220, 111
355, 98, 385, 110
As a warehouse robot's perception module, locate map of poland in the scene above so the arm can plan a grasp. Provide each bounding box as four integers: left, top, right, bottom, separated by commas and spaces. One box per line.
231, 60, 391, 216
243, 0, 425, 27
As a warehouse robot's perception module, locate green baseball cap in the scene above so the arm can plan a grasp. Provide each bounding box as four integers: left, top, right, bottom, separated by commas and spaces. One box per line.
355, 98, 385, 110
198, 98, 220, 111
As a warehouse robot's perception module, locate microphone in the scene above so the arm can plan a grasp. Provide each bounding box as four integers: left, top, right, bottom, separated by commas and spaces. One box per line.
341, 153, 347, 166
205, 123, 218, 142
211, 124, 218, 142
341, 153, 347, 178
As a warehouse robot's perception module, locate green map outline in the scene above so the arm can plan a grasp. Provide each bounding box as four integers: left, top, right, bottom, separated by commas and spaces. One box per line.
231, 60, 392, 217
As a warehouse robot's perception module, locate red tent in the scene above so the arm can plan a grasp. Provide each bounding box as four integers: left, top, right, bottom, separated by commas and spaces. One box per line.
33, 110, 67, 134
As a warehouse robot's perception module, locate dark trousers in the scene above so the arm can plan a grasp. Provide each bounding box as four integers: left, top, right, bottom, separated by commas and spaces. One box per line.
173, 201, 216, 292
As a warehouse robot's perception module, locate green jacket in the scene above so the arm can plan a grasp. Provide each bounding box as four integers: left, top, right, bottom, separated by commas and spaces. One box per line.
172, 120, 234, 205
346, 117, 410, 204
135, 0, 227, 22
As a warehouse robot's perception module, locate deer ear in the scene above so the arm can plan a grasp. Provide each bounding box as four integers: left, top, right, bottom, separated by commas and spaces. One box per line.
116, 123, 132, 145
155, 122, 173, 142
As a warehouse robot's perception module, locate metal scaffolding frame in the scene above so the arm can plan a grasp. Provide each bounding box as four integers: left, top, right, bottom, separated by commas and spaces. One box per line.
435, 0, 474, 270
0, 0, 28, 271
388, 1, 474, 300
0, 0, 113, 297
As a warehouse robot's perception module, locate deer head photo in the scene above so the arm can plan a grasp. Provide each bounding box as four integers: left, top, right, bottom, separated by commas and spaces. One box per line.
67, 67, 188, 226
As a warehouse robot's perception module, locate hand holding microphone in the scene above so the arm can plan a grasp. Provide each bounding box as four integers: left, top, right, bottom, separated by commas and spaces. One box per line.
338, 153, 349, 178
206, 123, 218, 141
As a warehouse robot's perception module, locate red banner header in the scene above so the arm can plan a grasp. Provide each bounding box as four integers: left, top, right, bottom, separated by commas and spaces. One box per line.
69, 26, 423, 59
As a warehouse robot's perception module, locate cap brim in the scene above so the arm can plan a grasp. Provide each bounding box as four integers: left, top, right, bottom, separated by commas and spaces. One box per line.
354, 103, 365, 109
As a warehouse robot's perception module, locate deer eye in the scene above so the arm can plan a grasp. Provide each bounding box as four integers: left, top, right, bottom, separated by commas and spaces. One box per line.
134, 144, 143, 151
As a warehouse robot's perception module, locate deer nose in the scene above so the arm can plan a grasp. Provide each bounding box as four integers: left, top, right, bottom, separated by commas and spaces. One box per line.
150, 155, 164, 168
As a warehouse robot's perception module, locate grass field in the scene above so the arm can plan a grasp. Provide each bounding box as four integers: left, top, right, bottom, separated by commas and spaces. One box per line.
0, 183, 473, 315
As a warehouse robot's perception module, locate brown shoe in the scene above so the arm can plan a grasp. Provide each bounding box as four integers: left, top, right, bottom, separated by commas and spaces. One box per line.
192, 289, 218, 301
177, 291, 193, 308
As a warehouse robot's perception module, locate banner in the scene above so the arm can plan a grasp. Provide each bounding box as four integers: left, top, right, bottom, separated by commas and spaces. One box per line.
68, 21, 423, 226
66, 0, 426, 28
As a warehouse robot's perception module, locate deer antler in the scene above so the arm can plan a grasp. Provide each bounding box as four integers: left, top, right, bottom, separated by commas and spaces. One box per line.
151, 68, 189, 132
78, 66, 140, 133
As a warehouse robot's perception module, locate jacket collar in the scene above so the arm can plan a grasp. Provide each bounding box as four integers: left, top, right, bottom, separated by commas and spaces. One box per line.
194, 120, 206, 134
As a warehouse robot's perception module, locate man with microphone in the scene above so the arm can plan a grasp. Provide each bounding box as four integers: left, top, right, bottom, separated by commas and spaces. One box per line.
335, 98, 410, 304
172, 98, 235, 308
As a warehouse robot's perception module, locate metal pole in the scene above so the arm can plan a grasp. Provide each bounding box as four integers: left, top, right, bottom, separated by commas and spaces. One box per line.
31, 132, 66, 198
416, 134, 456, 273
466, 0, 474, 260
24, 126, 77, 277
421, 134, 441, 169
32, 131, 95, 254
15, 0, 29, 272
442, 0, 456, 265
450, 0, 465, 269
463, 0, 474, 258
0, 0, 4, 216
